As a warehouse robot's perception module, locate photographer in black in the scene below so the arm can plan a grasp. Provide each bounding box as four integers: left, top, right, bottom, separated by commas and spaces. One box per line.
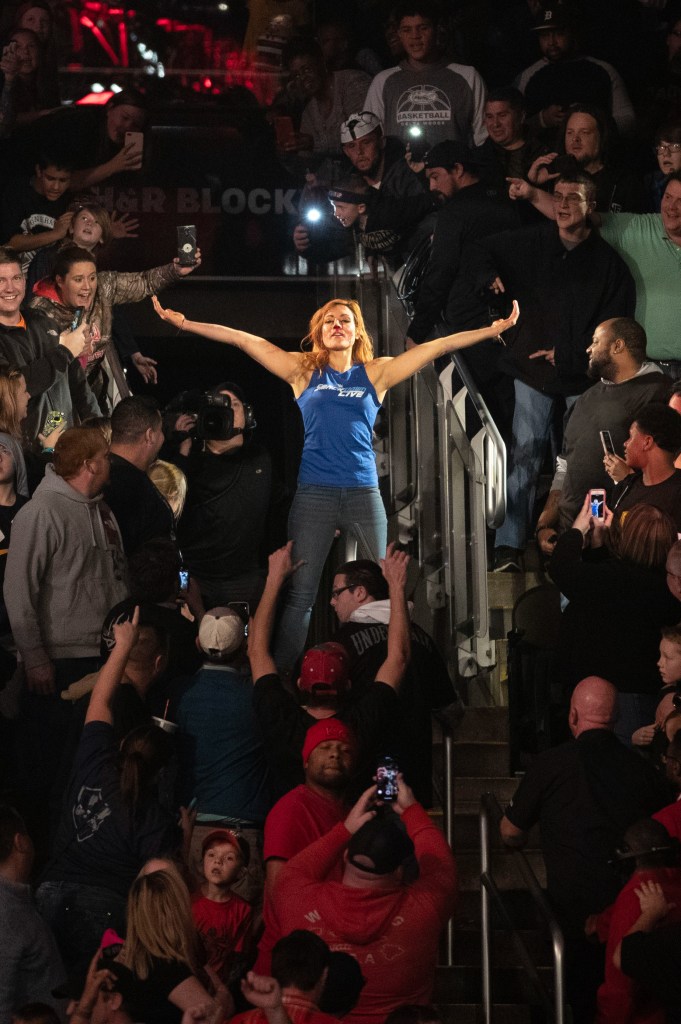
165, 382, 277, 611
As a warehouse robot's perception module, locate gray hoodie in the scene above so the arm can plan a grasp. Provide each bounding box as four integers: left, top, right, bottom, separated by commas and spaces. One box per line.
4, 465, 128, 668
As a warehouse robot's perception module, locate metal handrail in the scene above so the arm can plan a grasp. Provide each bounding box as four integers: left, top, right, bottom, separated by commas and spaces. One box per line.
432, 708, 455, 965
450, 351, 507, 530
480, 792, 565, 1024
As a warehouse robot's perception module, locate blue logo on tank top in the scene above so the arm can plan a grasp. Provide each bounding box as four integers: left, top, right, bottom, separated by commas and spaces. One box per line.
314, 383, 366, 399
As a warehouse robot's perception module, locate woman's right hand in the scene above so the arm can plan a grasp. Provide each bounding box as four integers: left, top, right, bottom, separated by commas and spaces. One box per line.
152, 295, 185, 331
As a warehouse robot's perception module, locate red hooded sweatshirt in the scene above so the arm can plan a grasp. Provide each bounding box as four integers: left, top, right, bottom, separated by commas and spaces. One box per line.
269, 804, 457, 1024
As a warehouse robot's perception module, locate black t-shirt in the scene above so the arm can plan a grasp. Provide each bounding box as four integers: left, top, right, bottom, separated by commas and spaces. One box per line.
613, 470, 681, 532
505, 729, 670, 934
253, 673, 405, 801
331, 617, 457, 806
125, 957, 192, 1024
43, 721, 181, 897
0, 179, 70, 273
621, 925, 681, 1024
103, 454, 175, 556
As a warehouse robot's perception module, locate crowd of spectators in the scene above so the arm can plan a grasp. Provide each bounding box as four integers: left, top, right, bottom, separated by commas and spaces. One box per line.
4, 2, 681, 1024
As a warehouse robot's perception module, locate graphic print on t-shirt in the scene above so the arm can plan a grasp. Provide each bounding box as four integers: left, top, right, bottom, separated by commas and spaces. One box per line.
396, 85, 452, 130
313, 382, 367, 399
73, 785, 111, 841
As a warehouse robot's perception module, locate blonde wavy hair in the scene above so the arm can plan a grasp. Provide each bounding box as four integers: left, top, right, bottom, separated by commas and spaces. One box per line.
301, 298, 374, 373
0, 370, 26, 438
121, 869, 200, 980
148, 459, 188, 520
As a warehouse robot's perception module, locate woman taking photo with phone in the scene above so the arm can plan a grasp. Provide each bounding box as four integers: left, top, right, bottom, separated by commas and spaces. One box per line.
152, 293, 519, 671
30, 243, 200, 412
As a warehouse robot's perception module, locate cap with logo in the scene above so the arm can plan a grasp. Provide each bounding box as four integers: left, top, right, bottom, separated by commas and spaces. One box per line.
531, 2, 574, 30
298, 641, 350, 697
201, 827, 251, 866
340, 111, 382, 145
301, 717, 356, 764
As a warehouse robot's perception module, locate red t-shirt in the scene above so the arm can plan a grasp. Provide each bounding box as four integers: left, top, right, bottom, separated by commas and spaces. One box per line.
263, 785, 346, 864
653, 799, 681, 841
191, 891, 253, 983
595, 867, 681, 1024
232, 995, 337, 1024
267, 804, 457, 1024
256, 785, 346, 974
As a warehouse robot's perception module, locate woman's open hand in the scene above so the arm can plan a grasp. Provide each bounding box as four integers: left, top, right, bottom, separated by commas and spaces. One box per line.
492, 299, 520, 340
152, 295, 185, 331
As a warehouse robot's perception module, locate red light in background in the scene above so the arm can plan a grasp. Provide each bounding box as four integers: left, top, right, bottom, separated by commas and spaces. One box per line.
76, 90, 115, 104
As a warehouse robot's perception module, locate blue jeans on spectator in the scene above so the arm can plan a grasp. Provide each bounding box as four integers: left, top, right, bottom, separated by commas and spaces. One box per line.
36, 880, 126, 978
496, 380, 577, 551
273, 484, 387, 673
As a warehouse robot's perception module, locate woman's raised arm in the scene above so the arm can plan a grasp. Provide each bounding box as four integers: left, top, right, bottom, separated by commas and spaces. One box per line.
151, 296, 305, 386
367, 301, 519, 396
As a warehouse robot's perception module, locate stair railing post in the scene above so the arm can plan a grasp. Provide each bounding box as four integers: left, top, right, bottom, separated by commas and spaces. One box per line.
480, 797, 492, 1024
444, 728, 454, 964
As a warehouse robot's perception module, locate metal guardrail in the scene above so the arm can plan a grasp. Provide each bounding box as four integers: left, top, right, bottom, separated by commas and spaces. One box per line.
432, 708, 455, 965
450, 352, 507, 530
480, 792, 565, 1024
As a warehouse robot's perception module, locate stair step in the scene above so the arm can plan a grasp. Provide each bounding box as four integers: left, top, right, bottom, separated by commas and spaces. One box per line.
454, 707, 510, 743
436, 1004, 533, 1023
457, 848, 546, 891
454, 777, 519, 804
487, 571, 546, 611
453, 741, 511, 777
451, 806, 540, 851
435, 964, 553, 1003
454, 889, 549, 930
450, 928, 553, 966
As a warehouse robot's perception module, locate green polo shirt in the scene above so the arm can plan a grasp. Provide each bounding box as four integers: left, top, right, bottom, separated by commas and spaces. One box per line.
600, 213, 681, 360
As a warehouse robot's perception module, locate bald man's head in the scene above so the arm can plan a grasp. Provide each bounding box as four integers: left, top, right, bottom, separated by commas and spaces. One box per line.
569, 676, 618, 736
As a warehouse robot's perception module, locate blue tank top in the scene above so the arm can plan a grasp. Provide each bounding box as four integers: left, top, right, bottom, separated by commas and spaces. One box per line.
296, 363, 381, 487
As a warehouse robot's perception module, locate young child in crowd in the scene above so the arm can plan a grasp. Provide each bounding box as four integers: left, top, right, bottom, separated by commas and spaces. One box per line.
191, 829, 254, 985
632, 625, 681, 754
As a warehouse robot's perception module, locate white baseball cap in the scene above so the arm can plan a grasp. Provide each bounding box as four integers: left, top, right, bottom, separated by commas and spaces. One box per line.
340, 111, 382, 145
198, 607, 244, 656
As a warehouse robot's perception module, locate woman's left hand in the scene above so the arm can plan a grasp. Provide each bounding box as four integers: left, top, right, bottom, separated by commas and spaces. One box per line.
173, 248, 202, 276
152, 295, 185, 330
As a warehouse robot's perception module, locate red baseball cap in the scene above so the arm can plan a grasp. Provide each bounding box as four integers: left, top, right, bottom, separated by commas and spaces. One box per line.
302, 718, 356, 764
298, 642, 350, 697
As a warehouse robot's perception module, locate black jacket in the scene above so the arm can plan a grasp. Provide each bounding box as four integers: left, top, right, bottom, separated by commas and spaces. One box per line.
408, 182, 521, 344
0, 309, 99, 446
173, 442, 273, 583
475, 222, 636, 396
549, 529, 681, 693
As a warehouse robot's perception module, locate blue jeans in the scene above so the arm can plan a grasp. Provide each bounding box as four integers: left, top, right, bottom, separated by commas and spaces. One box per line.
496, 380, 577, 550
36, 880, 126, 978
273, 483, 387, 673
